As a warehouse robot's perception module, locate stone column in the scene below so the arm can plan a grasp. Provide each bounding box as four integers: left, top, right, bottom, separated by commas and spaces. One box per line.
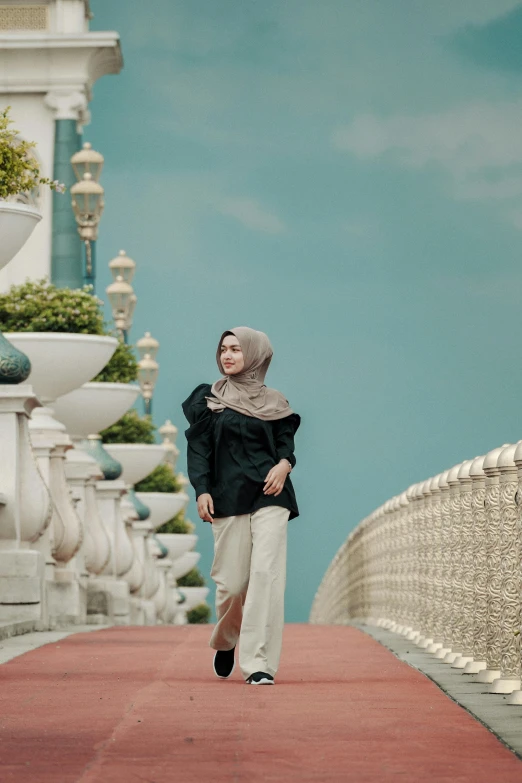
44, 89, 86, 288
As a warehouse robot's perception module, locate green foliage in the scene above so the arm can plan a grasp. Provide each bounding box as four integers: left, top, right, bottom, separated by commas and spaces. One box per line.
93, 341, 139, 383
134, 463, 180, 493
177, 567, 206, 587
0, 279, 106, 334
100, 409, 156, 444
0, 106, 65, 198
156, 510, 191, 535
187, 603, 211, 624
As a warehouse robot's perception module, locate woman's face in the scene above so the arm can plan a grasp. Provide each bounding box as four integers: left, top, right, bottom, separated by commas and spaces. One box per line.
220, 334, 245, 375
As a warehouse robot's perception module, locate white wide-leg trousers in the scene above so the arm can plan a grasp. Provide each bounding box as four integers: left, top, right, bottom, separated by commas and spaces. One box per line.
208, 504, 290, 680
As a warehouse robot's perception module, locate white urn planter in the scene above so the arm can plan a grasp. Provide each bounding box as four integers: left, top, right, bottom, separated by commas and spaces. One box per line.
53, 382, 141, 437
4, 333, 118, 403
135, 491, 190, 531
172, 550, 201, 581
156, 533, 197, 561
0, 202, 42, 271
178, 586, 209, 612
103, 444, 168, 486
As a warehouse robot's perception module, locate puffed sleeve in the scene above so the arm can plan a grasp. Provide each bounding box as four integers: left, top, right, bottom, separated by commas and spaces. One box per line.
181, 384, 213, 499
272, 412, 301, 469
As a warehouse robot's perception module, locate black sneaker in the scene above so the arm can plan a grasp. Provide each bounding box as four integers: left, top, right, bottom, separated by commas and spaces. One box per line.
213, 647, 235, 679
246, 671, 274, 685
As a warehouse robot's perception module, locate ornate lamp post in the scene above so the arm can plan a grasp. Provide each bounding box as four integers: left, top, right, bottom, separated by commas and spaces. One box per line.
106, 251, 137, 341
137, 332, 159, 414
70, 172, 104, 289
136, 331, 159, 360
71, 142, 104, 182
137, 353, 159, 416
159, 419, 179, 470
109, 249, 136, 284
106, 275, 133, 342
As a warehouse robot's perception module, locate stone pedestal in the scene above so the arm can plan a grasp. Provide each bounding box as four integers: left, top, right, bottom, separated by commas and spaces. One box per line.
0, 386, 51, 627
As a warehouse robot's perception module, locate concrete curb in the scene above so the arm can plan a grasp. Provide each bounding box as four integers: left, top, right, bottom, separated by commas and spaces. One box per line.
0, 619, 38, 641
0, 624, 111, 665
358, 624, 522, 760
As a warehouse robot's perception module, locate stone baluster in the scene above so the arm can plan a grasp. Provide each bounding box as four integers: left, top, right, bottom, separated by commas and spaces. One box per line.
464, 455, 488, 674
358, 520, 368, 623
369, 510, 380, 625
406, 483, 425, 642
451, 459, 475, 668
379, 499, 394, 628
29, 407, 85, 625
476, 444, 509, 683
426, 474, 444, 654
418, 478, 435, 648
381, 498, 394, 629
442, 463, 465, 664
397, 485, 415, 636
65, 448, 110, 577
353, 526, 363, 623
394, 490, 410, 634
488, 442, 521, 694
506, 440, 522, 704
94, 479, 132, 626
434, 469, 452, 658
389, 491, 406, 633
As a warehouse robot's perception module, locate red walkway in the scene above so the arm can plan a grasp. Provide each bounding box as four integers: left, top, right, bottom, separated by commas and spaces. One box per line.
0, 625, 521, 782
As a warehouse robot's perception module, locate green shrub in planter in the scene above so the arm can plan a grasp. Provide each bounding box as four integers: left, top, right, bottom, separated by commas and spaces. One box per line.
187, 603, 211, 624
93, 341, 138, 384
0, 106, 65, 198
134, 463, 180, 493
177, 567, 206, 587
100, 409, 156, 444
0, 279, 106, 334
156, 511, 191, 535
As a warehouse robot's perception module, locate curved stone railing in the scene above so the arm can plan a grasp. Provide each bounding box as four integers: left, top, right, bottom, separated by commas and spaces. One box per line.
310, 441, 522, 705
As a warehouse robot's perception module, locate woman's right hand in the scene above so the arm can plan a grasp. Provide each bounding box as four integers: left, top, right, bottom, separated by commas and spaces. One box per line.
197, 493, 214, 523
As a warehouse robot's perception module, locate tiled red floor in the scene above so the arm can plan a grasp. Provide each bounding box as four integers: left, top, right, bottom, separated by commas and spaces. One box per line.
0, 624, 521, 781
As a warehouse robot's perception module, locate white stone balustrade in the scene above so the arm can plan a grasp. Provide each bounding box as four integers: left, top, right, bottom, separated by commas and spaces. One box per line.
310, 440, 522, 709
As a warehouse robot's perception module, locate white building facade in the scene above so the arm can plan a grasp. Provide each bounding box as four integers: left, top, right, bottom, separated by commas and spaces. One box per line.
0, 0, 122, 289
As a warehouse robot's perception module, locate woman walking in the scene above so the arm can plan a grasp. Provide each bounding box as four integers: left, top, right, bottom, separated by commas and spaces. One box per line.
182, 326, 300, 685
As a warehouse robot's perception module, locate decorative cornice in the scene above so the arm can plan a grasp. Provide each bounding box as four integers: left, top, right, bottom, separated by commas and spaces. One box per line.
0, 32, 123, 94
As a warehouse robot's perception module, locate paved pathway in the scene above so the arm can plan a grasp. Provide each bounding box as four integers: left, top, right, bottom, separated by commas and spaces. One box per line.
1, 624, 521, 782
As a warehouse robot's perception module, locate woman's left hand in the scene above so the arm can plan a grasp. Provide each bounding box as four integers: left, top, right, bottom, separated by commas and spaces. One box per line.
264, 460, 291, 496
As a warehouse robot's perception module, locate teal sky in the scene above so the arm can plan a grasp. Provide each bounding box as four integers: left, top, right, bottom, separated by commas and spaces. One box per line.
90, 0, 522, 622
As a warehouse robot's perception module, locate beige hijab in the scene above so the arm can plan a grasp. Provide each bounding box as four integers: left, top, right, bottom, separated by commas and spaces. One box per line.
206, 326, 293, 421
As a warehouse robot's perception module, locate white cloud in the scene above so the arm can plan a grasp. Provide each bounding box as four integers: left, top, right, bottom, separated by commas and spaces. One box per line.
217, 198, 286, 235
455, 176, 522, 201
333, 102, 522, 174
333, 100, 522, 229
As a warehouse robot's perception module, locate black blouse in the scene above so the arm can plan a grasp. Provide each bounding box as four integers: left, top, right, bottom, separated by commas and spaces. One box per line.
182, 383, 300, 521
